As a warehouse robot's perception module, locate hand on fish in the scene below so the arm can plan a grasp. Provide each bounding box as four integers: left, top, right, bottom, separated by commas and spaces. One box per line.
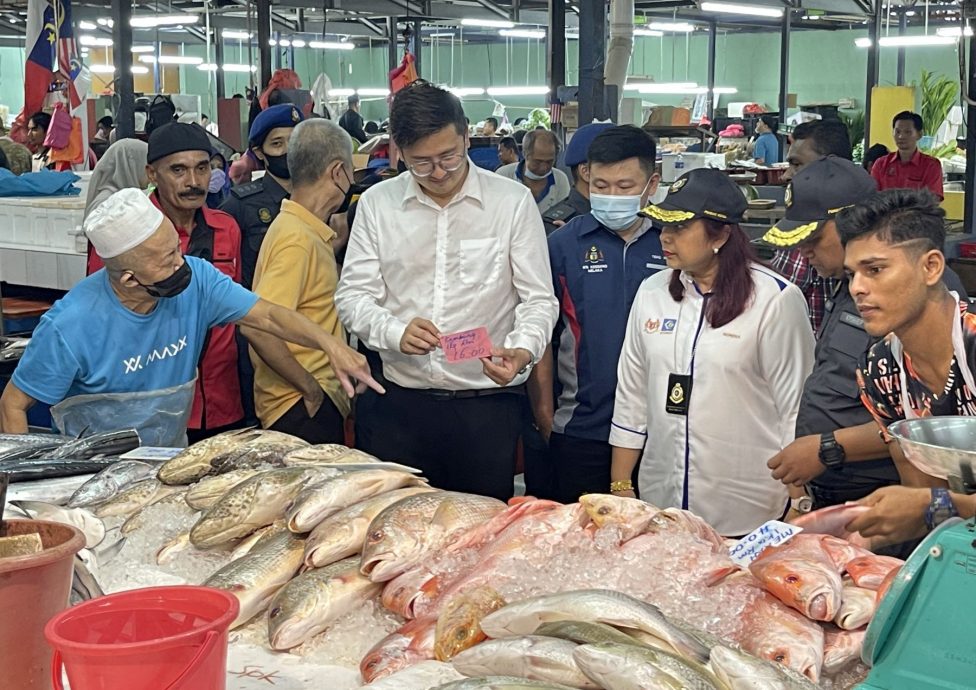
847, 486, 933, 547
767, 435, 826, 487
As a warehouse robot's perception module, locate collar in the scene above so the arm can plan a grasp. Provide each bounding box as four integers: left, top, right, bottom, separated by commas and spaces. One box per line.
263, 173, 290, 203
516, 161, 556, 202
892, 148, 923, 166
150, 192, 207, 235
402, 158, 485, 209
678, 270, 710, 296
579, 214, 656, 242
279, 198, 336, 243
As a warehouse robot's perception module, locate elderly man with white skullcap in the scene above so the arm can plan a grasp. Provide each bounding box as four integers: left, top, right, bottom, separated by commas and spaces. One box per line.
0, 188, 383, 438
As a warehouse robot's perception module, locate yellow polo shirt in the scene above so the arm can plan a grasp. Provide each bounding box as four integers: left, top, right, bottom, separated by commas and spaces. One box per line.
251, 199, 350, 426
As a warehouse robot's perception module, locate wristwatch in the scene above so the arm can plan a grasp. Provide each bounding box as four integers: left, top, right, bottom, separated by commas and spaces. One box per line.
790, 495, 813, 514
818, 432, 846, 469
924, 487, 959, 530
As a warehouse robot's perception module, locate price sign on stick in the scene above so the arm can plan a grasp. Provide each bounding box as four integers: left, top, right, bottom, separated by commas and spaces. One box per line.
440, 327, 493, 363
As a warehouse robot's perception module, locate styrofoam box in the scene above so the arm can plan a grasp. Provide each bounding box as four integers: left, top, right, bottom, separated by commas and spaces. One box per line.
0, 196, 87, 256
661, 152, 727, 183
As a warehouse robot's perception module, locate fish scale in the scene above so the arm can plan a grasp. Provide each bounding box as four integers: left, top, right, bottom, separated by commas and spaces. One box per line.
184, 468, 262, 510
157, 428, 260, 485
93, 479, 180, 518
204, 530, 305, 628
360, 492, 506, 582
190, 467, 334, 548
573, 643, 724, 690
450, 636, 600, 689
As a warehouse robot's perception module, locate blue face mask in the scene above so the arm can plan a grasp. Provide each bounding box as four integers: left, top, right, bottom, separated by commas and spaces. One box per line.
590, 180, 652, 232
522, 163, 551, 181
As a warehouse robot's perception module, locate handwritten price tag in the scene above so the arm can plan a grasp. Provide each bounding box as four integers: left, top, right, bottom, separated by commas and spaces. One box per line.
440, 327, 493, 363
728, 520, 803, 568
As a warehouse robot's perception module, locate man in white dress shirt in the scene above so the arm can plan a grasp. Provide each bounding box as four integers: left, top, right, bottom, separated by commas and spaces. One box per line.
335, 80, 558, 500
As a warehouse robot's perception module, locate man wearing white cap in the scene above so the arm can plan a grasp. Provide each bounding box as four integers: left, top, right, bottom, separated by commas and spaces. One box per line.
0, 188, 382, 436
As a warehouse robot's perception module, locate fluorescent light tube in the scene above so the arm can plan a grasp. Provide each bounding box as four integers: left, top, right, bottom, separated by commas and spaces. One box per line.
936, 26, 973, 37
854, 37, 872, 47
647, 22, 695, 32
700, 2, 784, 18
131, 14, 198, 28
486, 86, 549, 96
461, 18, 515, 29
90, 64, 114, 74
140, 55, 204, 65
633, 29, 665, 37
291, 39, 307, 48
78, 20, 96, 30
79, 35, 112, 46
223, 64, 257, 72
448, 87, 486, 97
222, 30, 252, 40
329, 88, 357, 97
499, 29, 546, 39
130, 45, 155, 53
309, 40, 355, 50
197, 63, 218, 71
357, 88, 391, 97
130, 65, 149, 74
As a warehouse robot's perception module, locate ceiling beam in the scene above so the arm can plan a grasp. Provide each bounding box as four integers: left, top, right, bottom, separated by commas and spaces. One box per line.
472, 0, 513, 20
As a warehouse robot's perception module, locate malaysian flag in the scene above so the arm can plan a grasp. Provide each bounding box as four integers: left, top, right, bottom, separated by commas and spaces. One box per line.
14, 0, 83, 141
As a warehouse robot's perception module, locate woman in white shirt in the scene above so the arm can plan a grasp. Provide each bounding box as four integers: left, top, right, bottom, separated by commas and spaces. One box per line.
609, 169, 814, 536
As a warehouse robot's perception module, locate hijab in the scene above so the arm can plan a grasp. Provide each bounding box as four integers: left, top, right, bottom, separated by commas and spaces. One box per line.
84, 138, 149, 220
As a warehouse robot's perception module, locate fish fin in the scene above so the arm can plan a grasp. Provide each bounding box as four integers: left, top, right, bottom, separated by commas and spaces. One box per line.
704, 565, 739, 586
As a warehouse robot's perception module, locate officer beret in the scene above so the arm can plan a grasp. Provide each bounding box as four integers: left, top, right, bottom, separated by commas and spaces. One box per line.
147, 122, 212, 164
565, 122, 615, 167
249, 104, 304, 148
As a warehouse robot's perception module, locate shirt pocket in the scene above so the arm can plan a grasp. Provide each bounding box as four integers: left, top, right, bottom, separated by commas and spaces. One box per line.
824, 318, 871, 397
458, 238, 502, 287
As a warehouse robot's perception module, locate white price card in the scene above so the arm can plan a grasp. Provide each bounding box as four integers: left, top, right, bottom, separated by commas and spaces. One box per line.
119, 446, 183, 461
728, 520, 802, 568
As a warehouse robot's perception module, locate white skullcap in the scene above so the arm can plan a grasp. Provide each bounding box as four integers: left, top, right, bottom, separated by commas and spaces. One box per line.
83, 187, 165, 259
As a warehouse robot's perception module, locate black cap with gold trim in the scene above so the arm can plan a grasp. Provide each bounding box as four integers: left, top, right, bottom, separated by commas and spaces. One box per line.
641, 168, 747, 225
763, 155, 878, 247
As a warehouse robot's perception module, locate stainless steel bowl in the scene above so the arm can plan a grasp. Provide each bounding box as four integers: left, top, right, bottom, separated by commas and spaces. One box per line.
887, 416, 976, 481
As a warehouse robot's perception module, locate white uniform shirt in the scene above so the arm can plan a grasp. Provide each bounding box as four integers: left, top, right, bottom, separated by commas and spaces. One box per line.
495, 162, 571, 214
610, 263, 815, 536
335, 159, 558, 391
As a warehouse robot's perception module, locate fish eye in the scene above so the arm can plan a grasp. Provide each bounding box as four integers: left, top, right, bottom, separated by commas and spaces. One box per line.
369, 530, 384, 542
598, 506, 612, 515
269, 606, 281, 619
774, 653, 787, 663
456, 629, 468, 640
785, 575, 799, 584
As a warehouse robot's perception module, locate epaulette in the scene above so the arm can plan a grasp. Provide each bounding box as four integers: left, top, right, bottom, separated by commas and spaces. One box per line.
230, 181, 264, 199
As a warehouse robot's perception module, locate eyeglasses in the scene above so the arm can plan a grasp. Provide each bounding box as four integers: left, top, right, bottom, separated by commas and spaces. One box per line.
406, 150, 466, 178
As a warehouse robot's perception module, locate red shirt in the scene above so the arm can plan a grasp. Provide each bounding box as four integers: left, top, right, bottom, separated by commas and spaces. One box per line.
870, 148, 944, 199
87, 194, 246, 430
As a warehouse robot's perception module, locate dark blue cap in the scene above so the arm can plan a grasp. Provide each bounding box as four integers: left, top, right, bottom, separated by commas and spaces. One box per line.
565, 122, 615, 167
248, 104, 304, 148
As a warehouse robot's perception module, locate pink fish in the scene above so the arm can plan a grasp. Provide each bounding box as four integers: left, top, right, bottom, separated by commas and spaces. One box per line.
819, 535, 874, 573
835, 584, 877, 630
749, 534, 844, 622
359, 616, 437, 682
875, 565, 901, 604
737, 592, 826, 682
791, 503, 872, 546
647, 507, 726, 552
847, 555, 903, 590
823, 626, 866, 674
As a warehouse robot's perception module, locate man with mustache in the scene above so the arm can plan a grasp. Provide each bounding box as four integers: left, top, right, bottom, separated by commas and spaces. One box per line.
89, 122, 246, 442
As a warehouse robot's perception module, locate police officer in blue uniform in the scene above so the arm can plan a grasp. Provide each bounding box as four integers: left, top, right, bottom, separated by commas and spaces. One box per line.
542, 122, 615, 235
529, 125, 665, 502
764, 156, 969, 515
220, 104, 305, 290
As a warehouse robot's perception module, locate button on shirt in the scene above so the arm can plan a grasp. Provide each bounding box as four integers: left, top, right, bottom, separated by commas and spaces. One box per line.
870, 149, 944, 199
548, 214, 666, 442
13, 257, 258, 405
495, 162, 571, 214
335, 160, 558, 391
251, 199, 349, 427
609, 264, 814, 536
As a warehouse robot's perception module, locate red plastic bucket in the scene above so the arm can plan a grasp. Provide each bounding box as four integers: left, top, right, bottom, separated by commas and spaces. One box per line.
44, 585, 239, 690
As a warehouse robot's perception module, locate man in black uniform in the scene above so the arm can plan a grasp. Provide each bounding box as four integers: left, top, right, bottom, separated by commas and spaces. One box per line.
542, 122, 614, 234
338, 95, 368, 145
220, 103, 304, 426
764, 156, 969, 515
221, 103, 304, 289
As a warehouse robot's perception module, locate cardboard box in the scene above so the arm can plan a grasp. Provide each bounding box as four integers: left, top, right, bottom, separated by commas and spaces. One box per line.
352, 154, 370, 170
560, 102, 579, 129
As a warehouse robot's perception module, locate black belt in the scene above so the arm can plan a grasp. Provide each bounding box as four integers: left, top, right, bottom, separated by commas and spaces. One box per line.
389, 380, 526, 400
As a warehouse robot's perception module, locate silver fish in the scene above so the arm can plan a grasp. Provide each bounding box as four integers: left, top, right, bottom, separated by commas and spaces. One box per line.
267, 556, 382, 650
304, 486, 437, 568
434, 678, 579, 690
451, 636, 599, 689
184, 468, 262, 510
286, 469, 429, 534
709, 645, 819, 690
480, 590, 711, 664
9, 500, 105, 548
572, 643, 724, 690
360, 491, 505, 582
190, 467, 333, 548
93, 479, 180, 519
229, 522, 288, 561
535, 621, 647, 648
66, 460, 158, 508
157, 428, 260, 485
43, 429, 140, 460
203, 531, 305, 628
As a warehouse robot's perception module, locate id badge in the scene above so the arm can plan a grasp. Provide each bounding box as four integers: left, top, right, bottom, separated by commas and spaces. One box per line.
665, 373, 692, 415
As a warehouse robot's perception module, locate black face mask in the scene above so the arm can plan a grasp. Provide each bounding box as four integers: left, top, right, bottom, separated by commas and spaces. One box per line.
134, 260, 193, 299
335, 169, 365, 215
264, 152, 290, 179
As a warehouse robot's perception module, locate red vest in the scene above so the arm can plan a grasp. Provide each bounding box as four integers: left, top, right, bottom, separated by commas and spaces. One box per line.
87, 195, 245, 429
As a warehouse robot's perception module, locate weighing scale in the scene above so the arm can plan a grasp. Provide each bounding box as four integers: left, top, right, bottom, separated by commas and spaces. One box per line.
857, 416, 976, 690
